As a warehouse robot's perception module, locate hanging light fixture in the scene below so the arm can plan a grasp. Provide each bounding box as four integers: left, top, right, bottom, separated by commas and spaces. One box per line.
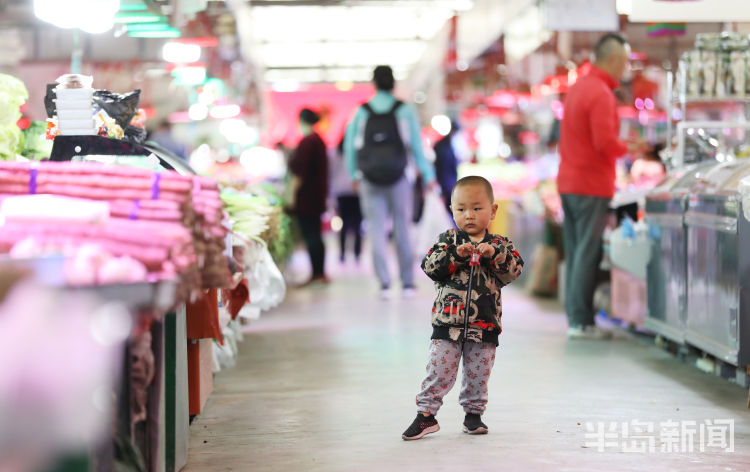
34, 0, 120, 34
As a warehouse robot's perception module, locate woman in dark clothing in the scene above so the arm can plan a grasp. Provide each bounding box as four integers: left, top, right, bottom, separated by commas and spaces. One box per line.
288, 108, 329, 284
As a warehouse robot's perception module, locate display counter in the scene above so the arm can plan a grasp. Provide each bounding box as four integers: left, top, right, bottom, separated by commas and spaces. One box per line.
645, 159, 750, 380
645, 161, 719, 342
684, 160, 750, 366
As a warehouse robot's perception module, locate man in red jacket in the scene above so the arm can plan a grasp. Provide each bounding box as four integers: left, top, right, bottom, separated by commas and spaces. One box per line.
558, 33, 631, 340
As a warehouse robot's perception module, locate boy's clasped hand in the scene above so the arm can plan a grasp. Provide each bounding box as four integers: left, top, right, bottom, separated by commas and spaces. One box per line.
456, 242, 495, 259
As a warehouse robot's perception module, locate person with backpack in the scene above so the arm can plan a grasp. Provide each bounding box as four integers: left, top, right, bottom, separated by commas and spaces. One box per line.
344, 65, 437, 299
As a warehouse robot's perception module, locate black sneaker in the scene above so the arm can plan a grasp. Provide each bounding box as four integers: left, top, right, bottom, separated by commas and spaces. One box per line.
402, 413, 439, 440
463, 413, 488, 435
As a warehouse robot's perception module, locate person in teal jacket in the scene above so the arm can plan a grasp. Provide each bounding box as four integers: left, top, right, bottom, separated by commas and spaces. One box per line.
344, 65, 436, 299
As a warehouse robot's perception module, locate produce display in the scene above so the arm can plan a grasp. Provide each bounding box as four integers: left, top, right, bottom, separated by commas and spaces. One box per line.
18, 120, 53, 160
220, 190, 274, 241
193, 175, 230, 287
0, 74, 28, 160
0, 70, 294, 472
0, 161, 232, 301
220, 183, 294, 265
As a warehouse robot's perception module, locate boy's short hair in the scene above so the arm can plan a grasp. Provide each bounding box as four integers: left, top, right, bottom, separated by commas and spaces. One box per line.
451, 175, 495, 203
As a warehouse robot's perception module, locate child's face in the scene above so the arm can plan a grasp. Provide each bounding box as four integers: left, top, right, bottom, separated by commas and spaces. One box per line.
450, 184, 498, 240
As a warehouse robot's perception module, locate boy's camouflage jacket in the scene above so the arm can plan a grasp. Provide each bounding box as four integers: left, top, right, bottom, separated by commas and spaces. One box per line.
421, 229, 524, 345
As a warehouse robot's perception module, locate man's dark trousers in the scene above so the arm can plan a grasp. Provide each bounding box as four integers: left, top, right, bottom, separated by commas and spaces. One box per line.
560, 194, 610, 328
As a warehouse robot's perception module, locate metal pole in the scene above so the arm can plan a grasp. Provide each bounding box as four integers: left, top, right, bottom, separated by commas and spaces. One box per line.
666, 69, 673, 167
462, 249, 481, 352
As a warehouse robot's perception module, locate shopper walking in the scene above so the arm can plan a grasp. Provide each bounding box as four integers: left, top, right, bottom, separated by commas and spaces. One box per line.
288, 108, 329, 285
557, 33, 633, 339
402, 176, 524, 440
344, 65, 437, 299
433, 121, 460, 216
330, 136, 363, 264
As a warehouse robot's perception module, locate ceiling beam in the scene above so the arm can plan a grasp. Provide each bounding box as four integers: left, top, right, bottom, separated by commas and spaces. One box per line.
248, 0, 461, 7
257, 37, 426, 44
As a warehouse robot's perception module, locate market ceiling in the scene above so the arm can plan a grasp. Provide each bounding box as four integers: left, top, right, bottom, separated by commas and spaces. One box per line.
0, 0, 473, 85
229, 0, 474, 85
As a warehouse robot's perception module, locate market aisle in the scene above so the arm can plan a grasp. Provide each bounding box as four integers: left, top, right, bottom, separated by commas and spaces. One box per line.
184, 263, 750, 471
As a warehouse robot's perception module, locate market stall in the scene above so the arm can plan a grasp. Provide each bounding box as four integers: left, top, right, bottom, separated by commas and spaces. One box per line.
635, 32, 750, 386
0, 72, 289, 471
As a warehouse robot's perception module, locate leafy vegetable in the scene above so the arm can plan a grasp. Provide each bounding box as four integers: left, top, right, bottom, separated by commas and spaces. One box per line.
0, 74, 28, 160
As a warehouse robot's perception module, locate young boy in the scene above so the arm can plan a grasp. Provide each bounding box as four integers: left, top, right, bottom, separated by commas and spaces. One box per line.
402, 175, 524, 440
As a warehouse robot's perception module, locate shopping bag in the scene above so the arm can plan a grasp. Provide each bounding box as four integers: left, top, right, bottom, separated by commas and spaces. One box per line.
417, 189, 453, 253
528, 243, 559, 296
245, 243, 286, 313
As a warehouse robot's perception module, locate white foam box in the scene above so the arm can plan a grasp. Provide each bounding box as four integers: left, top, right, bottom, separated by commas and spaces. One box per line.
59, 128, 97, 136
55, 99, 93, 110
57, 109, 92, 120
55, 88, 93, 100
58, 118, 95, 130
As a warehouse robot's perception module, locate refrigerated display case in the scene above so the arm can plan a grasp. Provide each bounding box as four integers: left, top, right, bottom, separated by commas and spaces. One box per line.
684, 160, 750, 366
645, 160, 720, 343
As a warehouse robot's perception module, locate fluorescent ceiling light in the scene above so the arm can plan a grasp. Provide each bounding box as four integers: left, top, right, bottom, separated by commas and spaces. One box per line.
251, 6, 451, 43
258, 41, 427, 69
128, 28, 181, 38
248, 2, 465, 83
119, 0, 147, 11
127, 23, 173, 32
265, 67, 408, 84
270, 80, 301, 92
34, 0, 119, 33
115, 11, 165, 23
80, 7, 116, 34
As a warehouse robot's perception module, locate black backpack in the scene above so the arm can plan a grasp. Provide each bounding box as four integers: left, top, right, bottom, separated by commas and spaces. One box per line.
357, 101, 407, 185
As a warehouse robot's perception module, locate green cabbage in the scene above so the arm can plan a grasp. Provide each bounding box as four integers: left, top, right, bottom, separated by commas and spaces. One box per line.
0, 74, 28, 160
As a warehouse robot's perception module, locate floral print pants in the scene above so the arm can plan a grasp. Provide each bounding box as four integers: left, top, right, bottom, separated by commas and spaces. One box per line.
415, 339, 497, 415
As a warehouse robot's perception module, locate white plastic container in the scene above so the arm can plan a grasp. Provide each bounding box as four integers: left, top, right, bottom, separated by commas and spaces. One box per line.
58, 128, 97, 136
56, 99, 94, 110
58, 118, 95, 130
55, 88, 93, 100
57, 109, 92, 120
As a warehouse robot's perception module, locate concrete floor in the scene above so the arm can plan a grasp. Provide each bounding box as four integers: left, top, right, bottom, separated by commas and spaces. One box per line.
185, 257, 750, 472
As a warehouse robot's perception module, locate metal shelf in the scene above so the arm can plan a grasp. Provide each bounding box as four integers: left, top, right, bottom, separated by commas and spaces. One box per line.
672, 96, 750, 104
